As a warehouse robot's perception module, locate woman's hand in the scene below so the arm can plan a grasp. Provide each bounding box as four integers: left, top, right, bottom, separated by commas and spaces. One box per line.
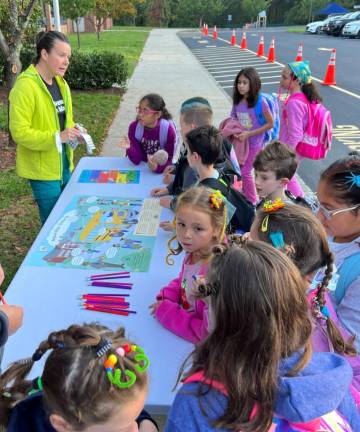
60, 127, 81, 143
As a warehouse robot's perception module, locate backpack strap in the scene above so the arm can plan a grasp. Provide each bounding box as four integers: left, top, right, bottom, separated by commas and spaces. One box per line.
184, 371, 228, 394
254, 93, 265, 126
200, 177, 229, 198
159, 118, 171, 149
334, 252, 360, 304
134, 121, 144, 143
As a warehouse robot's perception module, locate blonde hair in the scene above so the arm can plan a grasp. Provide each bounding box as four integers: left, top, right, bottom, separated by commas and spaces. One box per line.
166, 187, 226, 265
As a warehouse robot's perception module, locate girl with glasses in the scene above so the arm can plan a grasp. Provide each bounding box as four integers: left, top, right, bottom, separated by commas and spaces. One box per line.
317, 152, 360, 352
118, 93, 177, 173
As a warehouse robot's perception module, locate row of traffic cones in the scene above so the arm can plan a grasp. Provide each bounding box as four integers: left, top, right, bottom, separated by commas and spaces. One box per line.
201, 26, 337, 86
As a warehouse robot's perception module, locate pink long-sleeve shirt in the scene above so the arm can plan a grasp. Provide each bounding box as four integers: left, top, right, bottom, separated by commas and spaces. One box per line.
127, 119, 176, 173
155, 254, 210, 344
279, 92, 308, 151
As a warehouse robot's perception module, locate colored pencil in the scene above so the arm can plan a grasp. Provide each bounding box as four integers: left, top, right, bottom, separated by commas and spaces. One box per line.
88, 275, 130, 281
82, 298, 129, 305
81, 302, 130, 308
0, 292, 6, 305
82, 306, 136, 316
90, 271, 130, 278
80, 294, 130, 299
88, 282, 132, 289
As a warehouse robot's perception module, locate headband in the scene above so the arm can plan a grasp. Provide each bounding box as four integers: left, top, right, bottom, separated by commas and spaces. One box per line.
288, 61, 312, 85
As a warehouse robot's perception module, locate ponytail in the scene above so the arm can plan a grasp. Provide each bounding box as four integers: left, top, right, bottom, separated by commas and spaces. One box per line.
301, 82, 322, 104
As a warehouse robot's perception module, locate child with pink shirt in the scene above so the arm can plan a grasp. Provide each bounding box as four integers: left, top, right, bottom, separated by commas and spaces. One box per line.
149, 186, 226, 343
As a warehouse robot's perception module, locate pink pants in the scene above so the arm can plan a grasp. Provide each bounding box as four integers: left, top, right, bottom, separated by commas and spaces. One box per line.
240, 144, 262, 204
287, 155, 304, 198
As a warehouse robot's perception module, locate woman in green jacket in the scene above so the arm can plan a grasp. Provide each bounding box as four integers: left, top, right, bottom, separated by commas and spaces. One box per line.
9, 31, 81, 224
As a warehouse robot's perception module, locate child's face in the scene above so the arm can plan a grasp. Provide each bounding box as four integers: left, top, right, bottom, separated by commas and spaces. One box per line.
176, 204, 219, 255
136, 99, 160, 128
280, 66, 294, 91
255, 170, 287, 199
236, 74, 250, 96
317, 179, 360, 243
50, 387, 147, 432
180, 114, 195, 141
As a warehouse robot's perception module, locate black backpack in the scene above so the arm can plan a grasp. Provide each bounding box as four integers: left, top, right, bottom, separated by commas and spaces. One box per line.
200, 177, 255, 233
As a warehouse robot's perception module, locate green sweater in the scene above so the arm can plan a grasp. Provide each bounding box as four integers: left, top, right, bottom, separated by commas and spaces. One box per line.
9, 64, 75, 180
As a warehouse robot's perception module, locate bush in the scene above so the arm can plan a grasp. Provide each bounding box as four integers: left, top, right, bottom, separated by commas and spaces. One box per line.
65, 51, 128, 90
0, 49, 128, 90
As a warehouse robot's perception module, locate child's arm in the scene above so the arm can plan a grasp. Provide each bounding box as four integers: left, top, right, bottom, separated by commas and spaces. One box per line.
154, 124, 176, 174
282, 99, 308, 150
155, 300, 209, 343
126, 121, 145, 165
155, 273, 182, 303
238, 100, 274, 141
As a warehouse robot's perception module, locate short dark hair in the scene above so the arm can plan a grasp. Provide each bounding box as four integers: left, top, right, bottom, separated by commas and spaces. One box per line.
185, 125, 222, 165
35, 31, 70, 64
253, 141, 298, 179
232, 67, 261, 108
140, 93, 172, 120
180, 99, 213, 127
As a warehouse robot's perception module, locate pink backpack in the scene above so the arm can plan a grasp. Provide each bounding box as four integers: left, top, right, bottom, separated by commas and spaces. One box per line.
285, 93, 332, 160
185, 371, 352, 431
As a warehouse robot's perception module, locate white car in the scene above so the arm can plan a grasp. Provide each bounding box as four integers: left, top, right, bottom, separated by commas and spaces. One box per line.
306, 20, 324, 33
342, 19, 360, 37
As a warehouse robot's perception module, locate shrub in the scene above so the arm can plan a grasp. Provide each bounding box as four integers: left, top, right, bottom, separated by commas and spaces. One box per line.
65, 51, 128, 89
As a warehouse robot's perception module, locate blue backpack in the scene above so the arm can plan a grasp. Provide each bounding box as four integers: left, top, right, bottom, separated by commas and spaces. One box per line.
254, 92, 280, 144
334, 252, 360, 305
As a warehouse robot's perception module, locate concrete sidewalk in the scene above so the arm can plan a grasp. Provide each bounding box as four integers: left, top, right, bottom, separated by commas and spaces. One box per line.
101, 28, 233, 156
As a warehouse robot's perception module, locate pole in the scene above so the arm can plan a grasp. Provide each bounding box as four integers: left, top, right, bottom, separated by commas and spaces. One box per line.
308, 0, 313, 23
53, 0, 61, 31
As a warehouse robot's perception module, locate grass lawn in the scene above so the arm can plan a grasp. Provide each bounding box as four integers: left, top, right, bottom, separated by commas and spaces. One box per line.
0, 27, 150, 291
287, 27, 306, 33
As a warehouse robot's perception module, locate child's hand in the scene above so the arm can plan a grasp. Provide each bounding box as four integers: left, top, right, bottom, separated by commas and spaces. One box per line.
159, 196, 172, 208
237, 131, 250, 141
163, 165, 174, 176
149, 301, 161, 316
0, 304, 24, 335
117, 136, 130, 149
147, 155, 158, 172
163, 172, 174, 185
150, 187, 168, 197
160, 221, 174, 232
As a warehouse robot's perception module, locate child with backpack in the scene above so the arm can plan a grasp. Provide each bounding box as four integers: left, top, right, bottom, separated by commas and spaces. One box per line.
251, 203, 360, 397
230, 67, 274, 204
165, 241, 360, 431
0, 323, 158, 431
149, 186, 227, 343
118, 93, 177, 173
279, 61, 332, 198
317, 152, 360, 352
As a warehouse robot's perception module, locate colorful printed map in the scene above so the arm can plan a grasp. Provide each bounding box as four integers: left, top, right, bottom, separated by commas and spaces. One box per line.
78, 169, 140, 184
26, 196, 161, 272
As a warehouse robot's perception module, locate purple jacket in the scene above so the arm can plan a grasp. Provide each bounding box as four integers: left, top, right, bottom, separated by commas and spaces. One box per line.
155, 255, 210, 344
127, 119, 176, 173
279, 92, 308, 151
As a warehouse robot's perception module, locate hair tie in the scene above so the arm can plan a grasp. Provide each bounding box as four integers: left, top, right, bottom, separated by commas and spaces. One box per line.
95, 339, 112, 357
209, 190, 224, 210
28, 377, 43, 396
263, 198, 285, 213
345, 172, 360, 188
32, 349, 44, 362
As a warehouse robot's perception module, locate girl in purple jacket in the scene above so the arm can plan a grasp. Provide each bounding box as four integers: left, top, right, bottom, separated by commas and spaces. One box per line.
279, 61, 322, 198
119, 93, 177, 174
149, 186, 227, 343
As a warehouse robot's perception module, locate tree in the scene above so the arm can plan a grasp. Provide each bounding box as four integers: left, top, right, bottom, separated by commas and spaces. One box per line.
59, 0, 95, 48
92, 0, 136, 40
170, 0, 225, 28
240, 0, 269, 24
0, 0, 41, 89
147, 0, 169, 26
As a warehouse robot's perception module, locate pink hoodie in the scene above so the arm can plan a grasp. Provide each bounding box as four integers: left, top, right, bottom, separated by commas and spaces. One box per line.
155, 254, 210, 344
279, 92, 308, 151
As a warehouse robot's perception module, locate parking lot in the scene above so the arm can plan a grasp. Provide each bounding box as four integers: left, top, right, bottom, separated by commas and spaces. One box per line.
179, 28, 360, 190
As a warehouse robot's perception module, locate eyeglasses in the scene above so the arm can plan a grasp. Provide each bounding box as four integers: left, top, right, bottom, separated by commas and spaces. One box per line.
136, 107, 159, 115
317, 203, 360, 220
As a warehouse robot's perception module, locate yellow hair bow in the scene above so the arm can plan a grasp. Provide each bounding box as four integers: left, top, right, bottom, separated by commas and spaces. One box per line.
209, 190, 223, 210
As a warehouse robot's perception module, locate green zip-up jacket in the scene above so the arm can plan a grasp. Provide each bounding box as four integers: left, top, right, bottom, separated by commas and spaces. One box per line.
9, 64, 75, 180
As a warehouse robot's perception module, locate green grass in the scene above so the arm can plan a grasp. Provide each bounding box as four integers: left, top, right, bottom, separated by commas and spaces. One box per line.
68, 27, 151, 76
0, 102, 7, 130
287, 27, 306, 33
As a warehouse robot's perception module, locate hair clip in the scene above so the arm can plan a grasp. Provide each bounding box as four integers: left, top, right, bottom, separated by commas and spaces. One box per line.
209, 190, 223, 210
28, 377, 43, 396
269, 231, 285, 249
345, 172, 360, 188
263, 198, 285, 213
104, 344, 150, 390
96, 339, 112, 357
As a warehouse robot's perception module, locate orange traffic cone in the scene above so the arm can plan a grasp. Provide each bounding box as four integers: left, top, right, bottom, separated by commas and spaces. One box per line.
213, 25, 217, 40
205, 24, 209, 36
322, 49, 336, 86
257, 35, 264, 56
266, 38, 275, 63
295, 43, 303, 61
202, 23, 206, 34
240, 32, 247, 49
230, 29, 236, 46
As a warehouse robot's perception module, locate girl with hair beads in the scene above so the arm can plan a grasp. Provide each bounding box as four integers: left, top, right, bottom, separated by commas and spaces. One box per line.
279, 61, 323, 198
0, 323, 157, 432
118, 93, 176, 173
317, 152, 360, 352
250, 202, 360, 396
230, 67, 274, 204
149, 186, 226, 343
165, 241, 359, 431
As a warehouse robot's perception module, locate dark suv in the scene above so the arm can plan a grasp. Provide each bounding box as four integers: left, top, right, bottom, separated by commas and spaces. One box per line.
328, 11, 360, 36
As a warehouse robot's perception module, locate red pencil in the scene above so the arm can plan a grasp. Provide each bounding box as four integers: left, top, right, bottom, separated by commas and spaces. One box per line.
90, 271, 130, 278
83, 306, 136, 316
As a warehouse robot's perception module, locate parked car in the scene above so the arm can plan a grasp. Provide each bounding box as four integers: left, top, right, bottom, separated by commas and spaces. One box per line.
342, 19, 360, 37
306, 20, 324, 33
328, 11, 360, 36
318, 15, 341, 33
323, 14, 344, 34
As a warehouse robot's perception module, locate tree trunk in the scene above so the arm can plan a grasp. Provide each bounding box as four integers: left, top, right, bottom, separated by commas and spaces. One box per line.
4, 46, 22, 90
76, 18, 81, 49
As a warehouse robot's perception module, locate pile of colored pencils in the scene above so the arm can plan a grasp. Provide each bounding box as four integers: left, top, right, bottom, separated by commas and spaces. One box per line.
81, 272, 136, 316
